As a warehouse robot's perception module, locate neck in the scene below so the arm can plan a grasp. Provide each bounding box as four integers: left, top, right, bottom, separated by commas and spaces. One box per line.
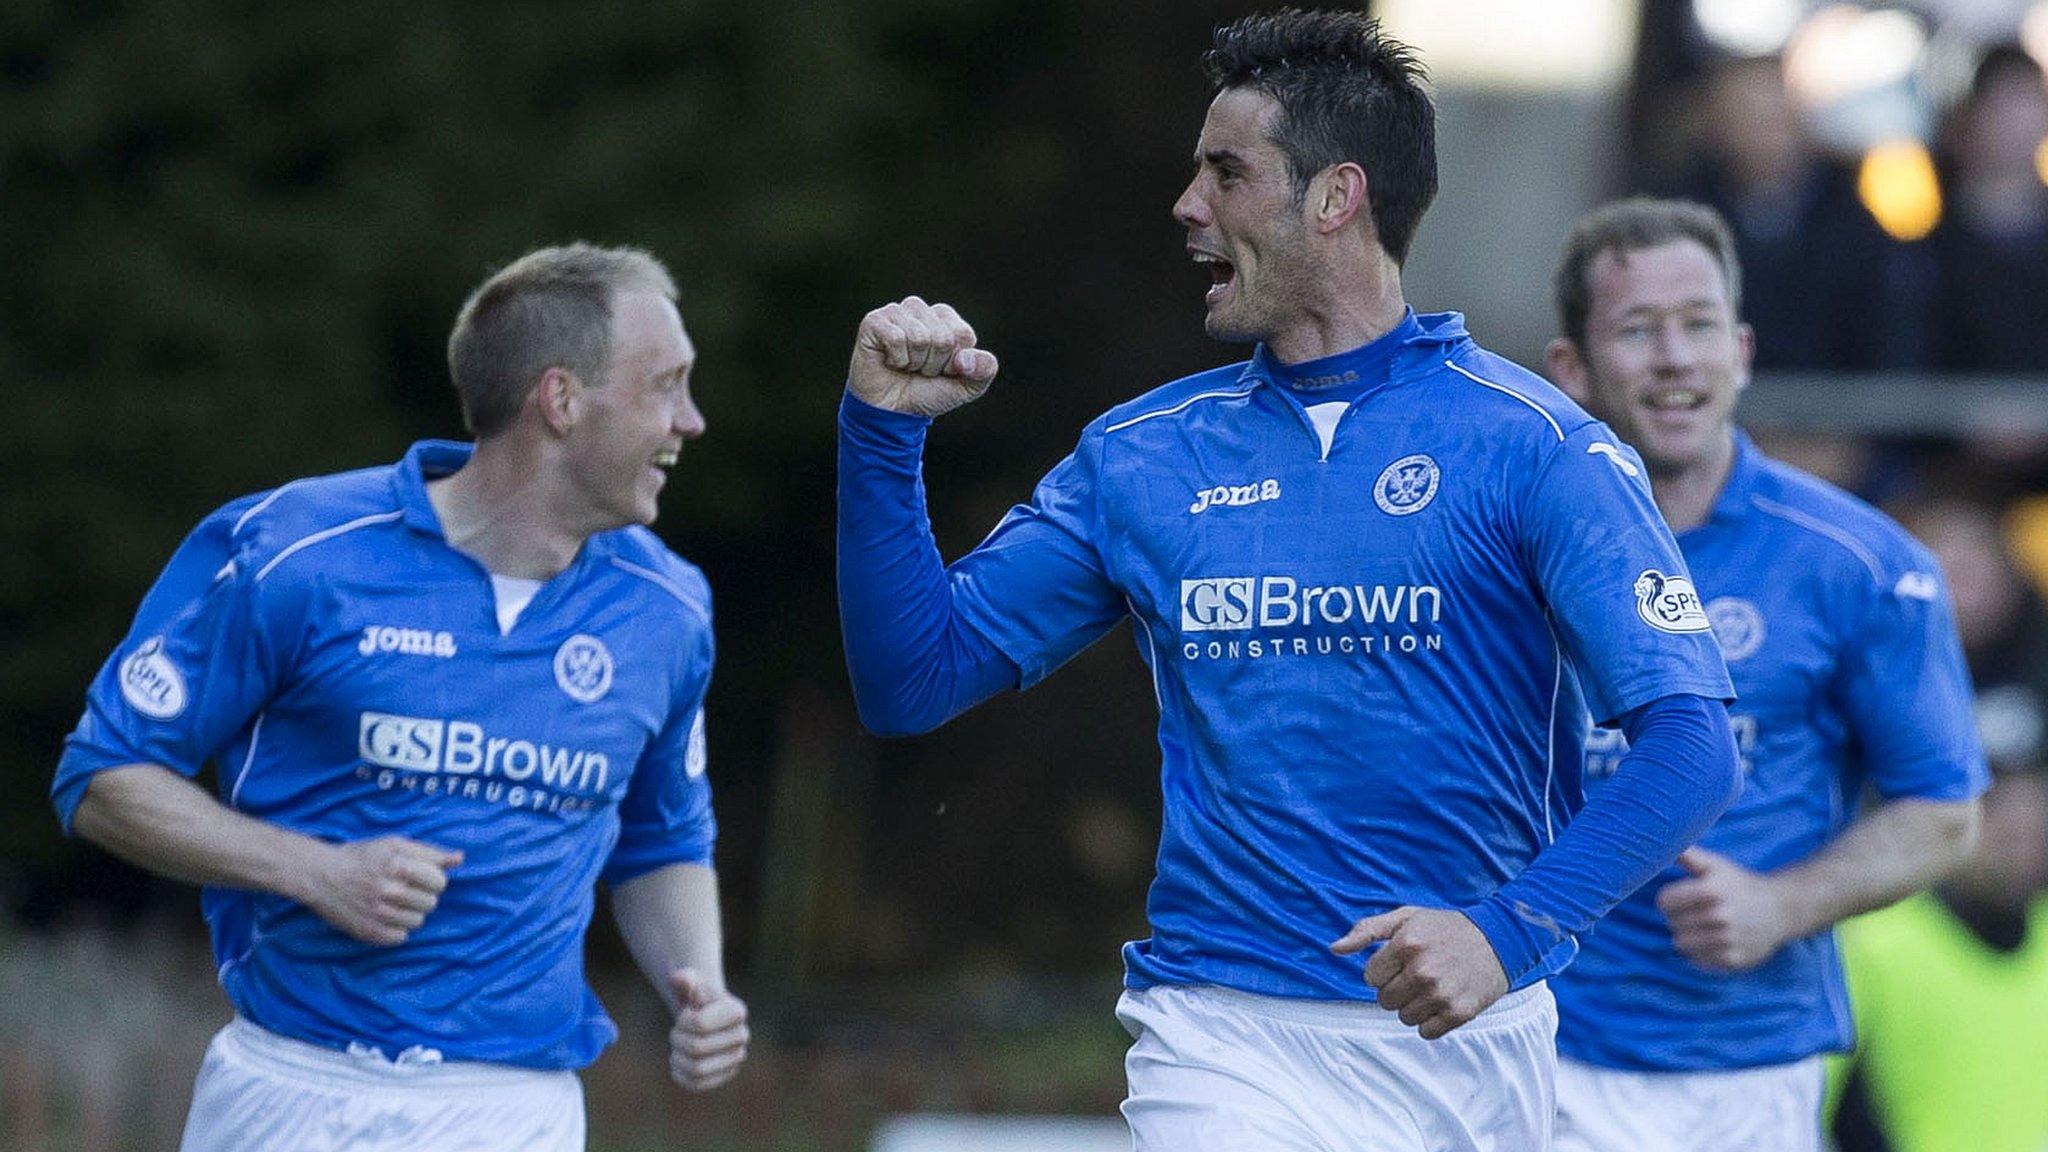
1648, 428, 1737, 533
426, 436, 593, 579
1264, 261, 1408, 365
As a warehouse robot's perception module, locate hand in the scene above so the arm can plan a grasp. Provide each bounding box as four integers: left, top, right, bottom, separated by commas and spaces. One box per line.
1657, 847, 1796, 971
299, 836, 462, 946
667, 968, 749, 1091
1331, 906, 1509, 1040
847, 296, 999, 418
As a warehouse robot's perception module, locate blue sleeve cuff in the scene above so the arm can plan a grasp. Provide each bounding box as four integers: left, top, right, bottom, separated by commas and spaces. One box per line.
1460, 897, 1551, 987
601, 834, 716, 888
1476, 693, 1741, 983
840, 389, 934, 441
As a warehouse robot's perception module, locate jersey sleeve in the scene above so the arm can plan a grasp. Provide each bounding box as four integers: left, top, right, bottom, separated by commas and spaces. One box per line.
602, 616, 717, 885
1521, 424, 1734, 724
1835, 561, 1988, 801
52, 551, 294, 833
946, 426, 1128, 688
130, 492, 269, 637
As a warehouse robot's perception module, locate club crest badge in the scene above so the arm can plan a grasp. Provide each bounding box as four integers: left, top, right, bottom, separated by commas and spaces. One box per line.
1706, 597, 1767, 661
553, 634, 614, 704
1634, 570, 1711, 634
1374, 454, 1440, 516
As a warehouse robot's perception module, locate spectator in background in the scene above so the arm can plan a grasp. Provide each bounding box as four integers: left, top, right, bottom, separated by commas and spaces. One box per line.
1830, 766, 2048, 1152
1829, 493, 2048, 1152
1931, 46, 2048, 373
1673, 55, 1928, 370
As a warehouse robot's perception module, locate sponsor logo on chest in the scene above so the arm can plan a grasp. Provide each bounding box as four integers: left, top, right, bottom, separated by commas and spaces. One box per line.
358, 625, 457, 659
356, 711, 613, 815
1189, 478, 1282, 515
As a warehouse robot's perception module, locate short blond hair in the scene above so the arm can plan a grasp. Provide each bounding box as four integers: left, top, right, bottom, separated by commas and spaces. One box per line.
446, 243, 677, 438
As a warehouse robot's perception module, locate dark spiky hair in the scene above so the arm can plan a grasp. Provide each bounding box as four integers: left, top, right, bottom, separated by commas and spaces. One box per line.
1203, 9, 1437, 263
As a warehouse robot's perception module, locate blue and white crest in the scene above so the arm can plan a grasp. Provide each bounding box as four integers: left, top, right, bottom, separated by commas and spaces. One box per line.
1706, 597, 1767, 661
552, 634, 614, 704
1374, 454, 1441, 516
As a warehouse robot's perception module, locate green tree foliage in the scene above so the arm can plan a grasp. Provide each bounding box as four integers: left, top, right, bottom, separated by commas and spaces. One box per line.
2, 0, 1255, 979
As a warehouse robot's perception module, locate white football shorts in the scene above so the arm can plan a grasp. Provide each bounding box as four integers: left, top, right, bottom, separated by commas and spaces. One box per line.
1117, 981, 1558, 1151
179, 1017, 586, 1152
1553, 1053, 1825, 1152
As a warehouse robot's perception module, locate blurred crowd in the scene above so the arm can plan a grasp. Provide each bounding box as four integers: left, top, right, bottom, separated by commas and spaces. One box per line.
1662, 46, 2048, 374
1646, 35, 2048, 1152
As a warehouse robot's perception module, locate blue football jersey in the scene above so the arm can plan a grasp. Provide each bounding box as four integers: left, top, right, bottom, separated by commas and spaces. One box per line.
54, 441, 717, 1069
1552, 432, 1987, 1070
945, 312, 1734, 1000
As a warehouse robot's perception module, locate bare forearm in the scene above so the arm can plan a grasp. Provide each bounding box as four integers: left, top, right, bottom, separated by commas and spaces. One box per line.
1770, 797, 1980, 937
74, 762, 333, 897
612, 861, 727, 1009
72, 763, 328, 901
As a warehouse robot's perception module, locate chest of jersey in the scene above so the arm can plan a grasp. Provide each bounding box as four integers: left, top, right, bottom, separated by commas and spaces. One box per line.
1095, 399, 1532, 682
258, 566, 673, 821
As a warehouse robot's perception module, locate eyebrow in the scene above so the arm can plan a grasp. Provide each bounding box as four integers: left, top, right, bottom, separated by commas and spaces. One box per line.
1197, 148, 1247, 168
1616, 298, 1728, 316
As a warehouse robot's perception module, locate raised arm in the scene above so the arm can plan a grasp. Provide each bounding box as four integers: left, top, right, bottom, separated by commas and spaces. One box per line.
837, 297, 1022, 735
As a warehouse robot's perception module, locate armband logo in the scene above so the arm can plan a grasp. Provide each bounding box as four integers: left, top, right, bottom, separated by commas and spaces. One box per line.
1634, 569, 1711, 634
684, 710, 709, 779
553, 634, 614, 704
119, 636, 189, 720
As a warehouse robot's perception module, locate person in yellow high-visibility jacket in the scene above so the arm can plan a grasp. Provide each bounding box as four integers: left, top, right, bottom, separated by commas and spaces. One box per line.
1831, 767, 2048, 1152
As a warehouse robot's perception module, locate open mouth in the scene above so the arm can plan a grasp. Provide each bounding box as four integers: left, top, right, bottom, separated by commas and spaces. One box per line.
1642, 388, 1707, 414
1192, 250, 1236, 303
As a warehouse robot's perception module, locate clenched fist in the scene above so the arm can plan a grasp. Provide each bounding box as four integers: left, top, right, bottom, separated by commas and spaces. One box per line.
300, 836, 462, 946
667, 968, 750, 1091
848, 296, 999, 418
1331, 906, 1510, 1040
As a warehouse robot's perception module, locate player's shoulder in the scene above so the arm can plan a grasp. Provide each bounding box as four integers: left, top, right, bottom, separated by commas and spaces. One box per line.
1426, 338, 1599, 449
1091, 360, 1259, 440
1742, 452, 1938, 590
598, 526, 713, 627
222, 463, 404, 582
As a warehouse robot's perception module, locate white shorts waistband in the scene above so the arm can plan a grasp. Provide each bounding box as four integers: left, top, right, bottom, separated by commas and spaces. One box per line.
1155, 980, 1553, 1034
220, 1018, 572, 1092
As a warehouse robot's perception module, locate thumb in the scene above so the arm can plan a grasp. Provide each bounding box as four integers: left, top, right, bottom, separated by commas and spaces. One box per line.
1676, 847, 1720, 877
949, 347, 999, 383
1330, 907, 1412, 955
669, 967, 713, 1010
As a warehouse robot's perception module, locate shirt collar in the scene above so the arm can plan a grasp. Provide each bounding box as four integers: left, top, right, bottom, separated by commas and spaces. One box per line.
393, 439, 474, 537
1236, 309, 1470, 392
1704, 428, 1762, 525
390, 439, 623, 563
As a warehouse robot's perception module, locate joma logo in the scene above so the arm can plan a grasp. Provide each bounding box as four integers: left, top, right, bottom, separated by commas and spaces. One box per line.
1190, 478, 1281, 515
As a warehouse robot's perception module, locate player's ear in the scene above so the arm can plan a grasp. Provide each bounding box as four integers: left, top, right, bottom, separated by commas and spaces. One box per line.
533, 367, 582, 436
1546, 337, 1591, 403
1314, 162, 1369, 234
